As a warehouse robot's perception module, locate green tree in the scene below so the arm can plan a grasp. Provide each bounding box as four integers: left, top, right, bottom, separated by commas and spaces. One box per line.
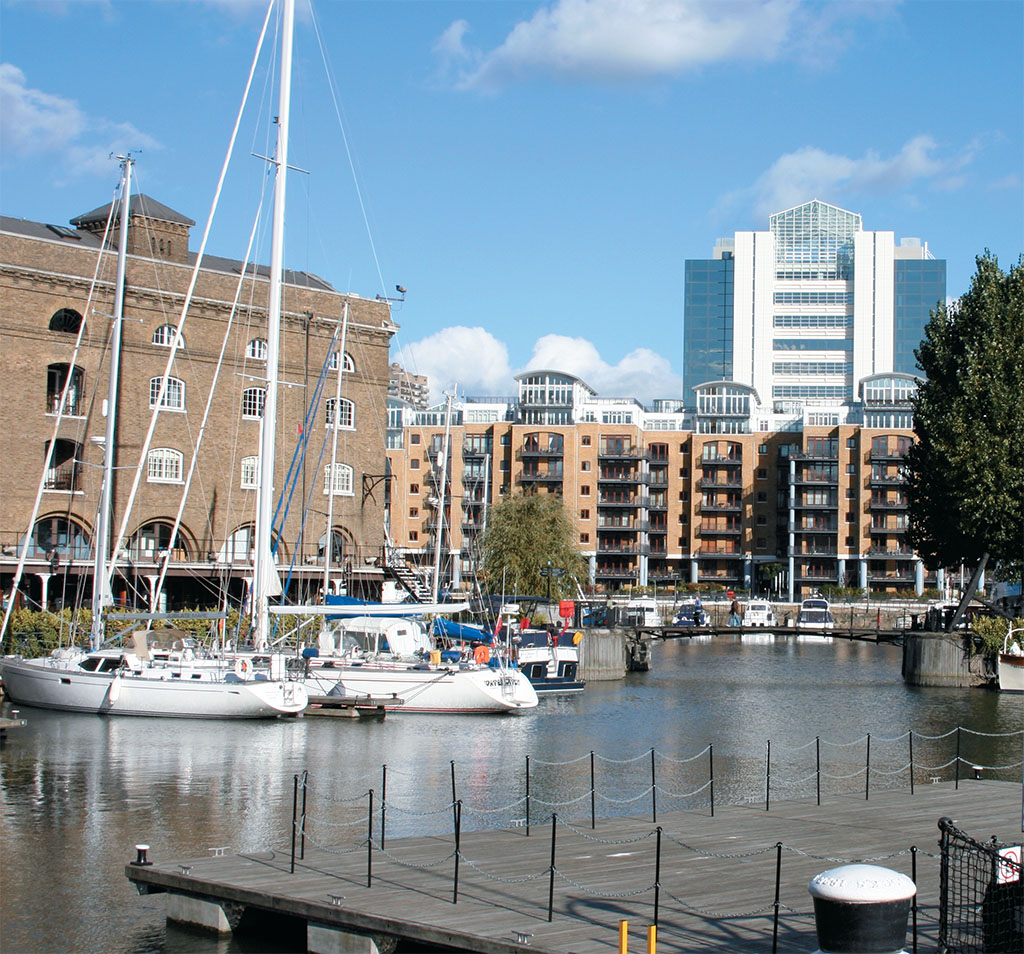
479, 491, 588, 599
905, 252, 1024, 575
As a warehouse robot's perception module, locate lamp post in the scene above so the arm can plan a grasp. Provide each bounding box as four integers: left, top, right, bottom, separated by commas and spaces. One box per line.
546, 560, 552, 605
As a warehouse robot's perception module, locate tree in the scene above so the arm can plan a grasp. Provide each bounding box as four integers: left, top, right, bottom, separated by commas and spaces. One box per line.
479, 491, 588, 599
905, 252, 1024, 577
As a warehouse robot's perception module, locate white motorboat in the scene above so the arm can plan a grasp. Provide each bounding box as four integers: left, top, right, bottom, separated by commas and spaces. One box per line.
797, 598, 835, 631
742, 601, 777, 628
515, 628, 585, 694
286, 606, 538, 713
0, 647, 307, 718
997, 627, 1024, 693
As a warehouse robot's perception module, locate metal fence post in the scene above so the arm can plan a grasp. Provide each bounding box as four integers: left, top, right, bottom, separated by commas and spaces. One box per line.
816, 737, 821, 806
765, 740, 771, 812
290, 773, 298, 874
525, 755, 531, 837
910, 844, 918, 953
909, 731, 915, 795
709, 744, 715, 817
453, 799, 462, 904
451, 760, 458, 829
772, 841, 783, 954
590, 750, 596, 829
865, 733, 871, 800
650, 747, 657, 823
654, 826, 662, 927
381, 764, 388, 849
300, 769, 308, 860
548, 813, 557, 922
366, 788, 374, 888
954, 726, 961, 789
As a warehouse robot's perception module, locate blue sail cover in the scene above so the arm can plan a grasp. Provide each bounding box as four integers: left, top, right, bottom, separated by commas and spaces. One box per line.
431, 617, 494, 644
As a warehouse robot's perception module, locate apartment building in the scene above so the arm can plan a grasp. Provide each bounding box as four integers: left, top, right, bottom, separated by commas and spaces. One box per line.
386, 371, 939, 601
1, 192, 395, 613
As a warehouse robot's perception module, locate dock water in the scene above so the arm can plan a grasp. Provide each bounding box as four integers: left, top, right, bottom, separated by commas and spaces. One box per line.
127, 779, 1021, 953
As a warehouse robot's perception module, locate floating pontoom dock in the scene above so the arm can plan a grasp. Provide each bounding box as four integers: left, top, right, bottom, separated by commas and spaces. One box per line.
126, 779, 1022, 953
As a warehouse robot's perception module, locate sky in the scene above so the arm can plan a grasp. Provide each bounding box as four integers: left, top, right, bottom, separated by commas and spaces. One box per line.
2, 0, 1022, 404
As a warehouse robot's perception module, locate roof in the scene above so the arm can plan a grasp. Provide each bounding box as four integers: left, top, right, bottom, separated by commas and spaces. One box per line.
71, 193, 196, 228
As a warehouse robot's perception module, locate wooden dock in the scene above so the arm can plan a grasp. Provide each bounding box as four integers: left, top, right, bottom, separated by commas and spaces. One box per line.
304, 694, 400, 718
125, 779, 1022, 953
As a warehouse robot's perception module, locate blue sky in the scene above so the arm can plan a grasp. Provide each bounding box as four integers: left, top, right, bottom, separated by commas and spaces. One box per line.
2, 0, 1021, 402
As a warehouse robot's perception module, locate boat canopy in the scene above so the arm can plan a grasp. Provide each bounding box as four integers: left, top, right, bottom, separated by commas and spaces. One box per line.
318, 616, 432, 657
431, 617, 494, 644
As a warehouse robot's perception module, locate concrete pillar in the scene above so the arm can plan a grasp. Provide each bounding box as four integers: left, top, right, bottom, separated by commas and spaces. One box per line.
588, 555, 596, 585
837, 559, 846, 589
450, 550, 461, 587
689, 559, 698, 584
743, 557, 751, 590
166, 893, 242, 934
308, 925, 396, 954
638, 552, 648, 588
145, 574, 159, 613
914, 560, 924, 596
936, 568, 945, 596
858, 560, 868, 592
36, 573, 51, 611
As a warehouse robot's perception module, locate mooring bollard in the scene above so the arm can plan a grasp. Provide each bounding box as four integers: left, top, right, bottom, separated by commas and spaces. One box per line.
132, 844, 152, 866
809, 864, 916, 954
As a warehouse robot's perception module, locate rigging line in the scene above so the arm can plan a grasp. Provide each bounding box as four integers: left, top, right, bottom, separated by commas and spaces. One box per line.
269, 325, 339, 550
308, 0, 387, 296
105, 0, 275, 593
0, 178, 119, 644
151, 202, 269, 611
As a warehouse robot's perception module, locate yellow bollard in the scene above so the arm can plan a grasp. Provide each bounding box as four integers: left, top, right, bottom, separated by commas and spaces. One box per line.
646, 924, 657, 954
618, 919, 628, 954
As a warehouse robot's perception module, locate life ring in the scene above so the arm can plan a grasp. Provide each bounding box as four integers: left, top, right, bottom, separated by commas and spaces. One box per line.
234, 657, 252, 680
473, 644, 490, 665
572, 631, 584, 646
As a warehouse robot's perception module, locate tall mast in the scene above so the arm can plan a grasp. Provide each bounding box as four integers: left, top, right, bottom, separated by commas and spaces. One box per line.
323, 304, 349, 599
253, 0, 295, 651
90, 155, 133, 651
431, 392, 453, 603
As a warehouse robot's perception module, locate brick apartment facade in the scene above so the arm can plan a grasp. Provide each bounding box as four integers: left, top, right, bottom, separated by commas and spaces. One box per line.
1, 193, 395, 613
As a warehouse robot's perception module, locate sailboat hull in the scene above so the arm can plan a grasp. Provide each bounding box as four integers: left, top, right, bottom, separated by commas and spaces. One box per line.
302, 663, 537, 713
0, 655, 307, 719
997, 653, 1024, 692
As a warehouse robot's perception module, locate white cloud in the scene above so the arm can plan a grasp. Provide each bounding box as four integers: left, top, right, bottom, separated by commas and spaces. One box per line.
397, 327, 514, 403
719, 135, 978, 220
0, 63, 160, 180
396, 328, 682, 405
436, 0, 881, 89
523, 334, 682, 400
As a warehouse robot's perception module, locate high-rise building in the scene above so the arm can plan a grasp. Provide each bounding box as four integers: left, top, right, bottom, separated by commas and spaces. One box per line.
388, 362, 430, 409
683, 200, 945, 409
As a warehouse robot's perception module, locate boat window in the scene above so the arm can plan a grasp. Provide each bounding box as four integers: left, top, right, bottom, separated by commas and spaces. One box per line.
80, 657, 101, 672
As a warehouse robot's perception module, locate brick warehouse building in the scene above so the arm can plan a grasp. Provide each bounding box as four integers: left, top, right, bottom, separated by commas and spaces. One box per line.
386, 371, 946, 602
0, 193, 395, 614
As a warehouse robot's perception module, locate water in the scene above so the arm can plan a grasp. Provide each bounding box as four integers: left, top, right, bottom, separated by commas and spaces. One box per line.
2, 635, 1021, 954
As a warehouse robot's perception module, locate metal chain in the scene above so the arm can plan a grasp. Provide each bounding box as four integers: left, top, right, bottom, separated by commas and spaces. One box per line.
556, 818, 656, 845
458, 855, 551, 885
553, 868, 655, 899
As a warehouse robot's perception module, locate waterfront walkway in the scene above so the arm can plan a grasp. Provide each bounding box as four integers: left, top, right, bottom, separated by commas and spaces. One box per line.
126, 779, 1022, 953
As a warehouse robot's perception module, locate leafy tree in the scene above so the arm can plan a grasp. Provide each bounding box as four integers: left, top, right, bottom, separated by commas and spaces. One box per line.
905, 252, 1024, 577
479, 491, 588, 599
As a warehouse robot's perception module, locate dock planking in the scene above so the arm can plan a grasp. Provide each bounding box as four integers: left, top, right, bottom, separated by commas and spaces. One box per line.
126, 779, 1023, 953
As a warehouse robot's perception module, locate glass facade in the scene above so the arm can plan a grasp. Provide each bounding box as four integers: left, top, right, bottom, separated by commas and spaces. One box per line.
683, 258, 733, 407
894, 259, 946, 375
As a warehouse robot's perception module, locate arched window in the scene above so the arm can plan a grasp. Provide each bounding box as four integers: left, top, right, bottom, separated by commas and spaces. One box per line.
325, 397, 354, 429
46, 363, 85, 416
217, 523, 286, 562
49, 308, 83, 334
241, 387, 266, 419
152, 324, 184, 348
246, 338, 268, 361
147, 448, 184, 483
149, 376, 185, 410
240, 456, 259, 489
44, 439, 82, 491
317, 527, 353, 565
328, 351, 355, 372
324, 463, 354, 496
128, 521, 190, 561
28, 515, 90, 560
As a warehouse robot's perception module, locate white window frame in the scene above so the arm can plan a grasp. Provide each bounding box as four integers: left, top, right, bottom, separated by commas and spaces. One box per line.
147, 447, 184, 484
149, 376, 185, 411
152, 324, 184, 348
324, 462, 354, 496
246, 338, 268, 361
240, 456, 259, 489
328, 351, 355, 372
241, 387, 266, 420
326, 397, 355, 430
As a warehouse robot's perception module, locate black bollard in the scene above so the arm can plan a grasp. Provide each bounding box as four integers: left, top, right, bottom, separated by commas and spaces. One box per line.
132, 844, 152, 866
809, 864, 916, 954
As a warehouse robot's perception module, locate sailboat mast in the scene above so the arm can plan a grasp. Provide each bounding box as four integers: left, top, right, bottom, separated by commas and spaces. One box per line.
430, 393, 454, 603
323, 304, 349, 598
90, 155, 133, 650
253, 0, 295, 651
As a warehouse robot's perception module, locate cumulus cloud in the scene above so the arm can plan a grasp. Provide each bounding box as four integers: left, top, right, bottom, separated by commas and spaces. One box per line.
718, 135, 978, 220
397, 327, 514, 403
396, 328, 682, 405
523, 334, 682, 400
0, 62, 159, 179
435, 0, 881, 89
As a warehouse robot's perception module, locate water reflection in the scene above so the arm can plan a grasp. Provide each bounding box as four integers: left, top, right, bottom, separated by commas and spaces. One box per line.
2, 636, 1021, 954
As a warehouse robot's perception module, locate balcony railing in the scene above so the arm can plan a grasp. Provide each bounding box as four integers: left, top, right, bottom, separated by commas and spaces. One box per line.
46, 392, 86, 417
44, 465, 81, 492
699, 477, 743, 489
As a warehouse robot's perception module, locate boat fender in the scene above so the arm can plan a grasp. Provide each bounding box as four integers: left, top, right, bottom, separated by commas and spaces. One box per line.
473, 644, 490, 665
107, 675, 121, 704
234, 657, 252, 681
572, 631, 584, 645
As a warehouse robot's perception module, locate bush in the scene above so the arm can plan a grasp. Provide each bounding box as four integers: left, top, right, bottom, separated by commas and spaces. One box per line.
970, 616, 1024, 656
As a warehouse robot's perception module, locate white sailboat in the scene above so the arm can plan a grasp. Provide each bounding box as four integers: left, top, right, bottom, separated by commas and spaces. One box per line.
1, 15, 312, 718
997, 626, 1024, 693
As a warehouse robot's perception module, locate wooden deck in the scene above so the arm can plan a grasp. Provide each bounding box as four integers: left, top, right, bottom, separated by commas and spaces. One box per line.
126, 779, 1022, 953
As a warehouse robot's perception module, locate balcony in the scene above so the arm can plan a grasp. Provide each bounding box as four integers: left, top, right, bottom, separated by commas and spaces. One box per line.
44, 464, 82, 492
647, 473, 669, 489
697, 522, 742, 535
867, 546, 915, 558
700, 454, 742, 466
598, 496, 640, 508
597, 520, 648, 531
792, 471, 839, 486
791, 546, 838, 556
519, 471, 563, 483
699, 477, 743, 489
870, 525, 907, 535
698, 502, 742, 514
869, 473, 906, 487
869, 498, 908, 510
596, 542, 649, 555
598, 472, 647, 485
696, 545, 742, 555
521, 446, 564, 459
46, 391, 86, 418
595, 567, 640, 580
792, 524, 838, 534
598, 446, 648, 461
